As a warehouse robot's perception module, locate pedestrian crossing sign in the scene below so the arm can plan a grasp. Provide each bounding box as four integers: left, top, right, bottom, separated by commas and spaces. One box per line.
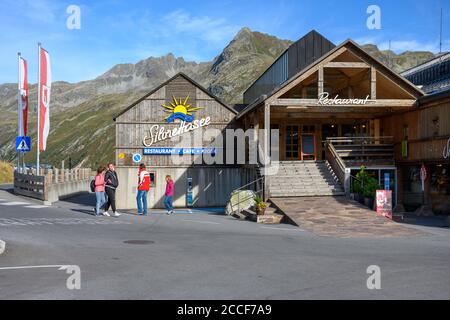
15, 136, 31, 152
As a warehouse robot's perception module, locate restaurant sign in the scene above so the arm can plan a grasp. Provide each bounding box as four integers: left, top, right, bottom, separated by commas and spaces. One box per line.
143, 96, 211, 147
144, 148, 216, 155
318, 92, 374, 106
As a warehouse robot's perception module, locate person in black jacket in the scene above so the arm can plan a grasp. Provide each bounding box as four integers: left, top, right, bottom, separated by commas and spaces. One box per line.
103, 163, 121, 217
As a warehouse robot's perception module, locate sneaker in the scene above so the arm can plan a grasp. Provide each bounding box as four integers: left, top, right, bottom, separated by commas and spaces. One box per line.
170, 210, 174, 215
113, 212, 121, 217
102, 211, 111, 217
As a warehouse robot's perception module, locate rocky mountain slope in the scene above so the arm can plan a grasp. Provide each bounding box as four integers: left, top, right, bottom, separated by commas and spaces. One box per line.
0, 28, 435, 168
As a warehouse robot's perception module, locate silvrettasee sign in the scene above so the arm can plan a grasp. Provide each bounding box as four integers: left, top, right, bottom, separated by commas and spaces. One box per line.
143, 96, 211, 147
317, 92, 375, 106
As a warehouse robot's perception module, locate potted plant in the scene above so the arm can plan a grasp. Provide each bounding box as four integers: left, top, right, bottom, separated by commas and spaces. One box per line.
254, 195, 267, 215
353, 166, 368, 204
352, 177, 363, 203
363, 177, 380, 210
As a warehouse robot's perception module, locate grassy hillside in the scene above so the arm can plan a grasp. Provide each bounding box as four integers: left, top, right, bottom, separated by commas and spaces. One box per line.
21, 91, 144, 169
0, 161, 13, 184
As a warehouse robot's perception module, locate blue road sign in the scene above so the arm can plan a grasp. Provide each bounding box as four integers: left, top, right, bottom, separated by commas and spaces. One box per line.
15, 136, 31, 152
132, 153, 142, 163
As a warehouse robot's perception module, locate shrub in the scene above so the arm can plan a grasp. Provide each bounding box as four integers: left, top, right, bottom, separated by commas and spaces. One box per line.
0, 161, 14, 184
353, 166, 380, 199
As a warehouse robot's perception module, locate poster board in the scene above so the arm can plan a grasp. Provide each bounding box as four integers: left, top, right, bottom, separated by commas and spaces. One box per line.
376, 190, 392, 219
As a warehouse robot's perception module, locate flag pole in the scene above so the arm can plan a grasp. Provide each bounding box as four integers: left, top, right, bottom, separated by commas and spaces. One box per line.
37, 43, 41, 176
17, 52, 21, 173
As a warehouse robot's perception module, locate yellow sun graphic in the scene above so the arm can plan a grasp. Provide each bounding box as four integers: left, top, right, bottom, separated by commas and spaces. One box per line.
162, 95, 203, 123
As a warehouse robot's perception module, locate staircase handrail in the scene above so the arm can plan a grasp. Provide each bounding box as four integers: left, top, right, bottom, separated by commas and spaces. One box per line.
229, 172, 265, 217
325, 141, 346, 177
325, 136, 394, 145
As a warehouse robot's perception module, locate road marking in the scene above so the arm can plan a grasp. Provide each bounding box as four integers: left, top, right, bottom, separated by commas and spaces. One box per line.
0, 199, 6, 201
0, 218, 132, 227
0, 201, 30, 206
0, 265, 67, 271
180, 219, 221, 225
261, 226, 304, 232
24, 205, 50, 209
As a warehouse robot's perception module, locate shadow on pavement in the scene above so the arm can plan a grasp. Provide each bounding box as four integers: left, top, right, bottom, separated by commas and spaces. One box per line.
398, 213, 450, 229
59, 192, 95, 206
70, 208, 97, 216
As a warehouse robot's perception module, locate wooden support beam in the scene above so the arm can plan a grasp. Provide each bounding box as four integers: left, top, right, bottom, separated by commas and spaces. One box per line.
371, 67, 377, 99
271, 98, 416, 107
266, 46, 348, 105
264, 102, 270, 163
318, 66, 324, 96
270, 112, 384, 119
324, 62, 370, 68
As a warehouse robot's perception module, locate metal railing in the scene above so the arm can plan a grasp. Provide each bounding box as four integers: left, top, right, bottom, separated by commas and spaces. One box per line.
229, 174, 265, 217
325, 136, 394, 145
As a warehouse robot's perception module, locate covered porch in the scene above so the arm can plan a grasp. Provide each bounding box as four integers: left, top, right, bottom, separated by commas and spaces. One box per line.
237, 40, 423, 200
238, 39, 422, 164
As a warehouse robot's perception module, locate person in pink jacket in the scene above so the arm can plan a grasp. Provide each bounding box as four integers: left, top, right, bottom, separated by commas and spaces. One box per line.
94, 166, 108, 216
164, 175, 174, 215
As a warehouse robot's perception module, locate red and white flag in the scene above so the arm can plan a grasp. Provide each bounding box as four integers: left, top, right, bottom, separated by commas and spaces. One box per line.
39, 47, 51, 151
18, 56, 28, 136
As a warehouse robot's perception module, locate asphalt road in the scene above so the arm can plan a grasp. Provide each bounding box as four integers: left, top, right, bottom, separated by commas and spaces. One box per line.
0, 188, 449, 300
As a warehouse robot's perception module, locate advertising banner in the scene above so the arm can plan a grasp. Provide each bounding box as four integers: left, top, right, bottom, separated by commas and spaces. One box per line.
376, 190, 392, 219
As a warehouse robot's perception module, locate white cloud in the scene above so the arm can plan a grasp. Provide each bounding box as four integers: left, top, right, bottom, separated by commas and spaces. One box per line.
160, 9, 239, 43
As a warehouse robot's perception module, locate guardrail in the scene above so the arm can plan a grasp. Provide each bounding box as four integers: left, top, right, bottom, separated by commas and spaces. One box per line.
14, 168, 92, 203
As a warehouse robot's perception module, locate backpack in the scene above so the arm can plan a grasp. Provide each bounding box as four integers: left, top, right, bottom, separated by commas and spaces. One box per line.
90, 179, 96, 193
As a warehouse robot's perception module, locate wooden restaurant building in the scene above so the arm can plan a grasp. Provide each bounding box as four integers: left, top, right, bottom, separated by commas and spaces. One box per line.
113, 31, 450, 215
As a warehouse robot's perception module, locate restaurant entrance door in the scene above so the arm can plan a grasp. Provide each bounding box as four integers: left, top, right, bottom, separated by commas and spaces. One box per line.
285, 125, 317, 160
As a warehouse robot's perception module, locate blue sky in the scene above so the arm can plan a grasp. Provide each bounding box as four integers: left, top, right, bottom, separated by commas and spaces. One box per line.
0, 0, 449, 83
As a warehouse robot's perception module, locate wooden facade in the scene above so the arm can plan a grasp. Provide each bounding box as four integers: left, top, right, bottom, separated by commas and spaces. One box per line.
115, 75, 237, 167
381, 92, 450, 214
238, 40, 423, 163
113, 73, 243, 209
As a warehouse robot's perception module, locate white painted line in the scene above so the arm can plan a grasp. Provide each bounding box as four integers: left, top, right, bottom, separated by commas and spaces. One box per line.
0, 201, 30, 206
24, 205, 50, 209
261, 226, 304, 232
0, 265, 66, 271
0, 199, 6, 201
181, 219, 221, 225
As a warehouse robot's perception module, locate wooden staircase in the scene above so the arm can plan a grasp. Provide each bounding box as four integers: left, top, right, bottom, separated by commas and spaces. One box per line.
326, 137, 395, 167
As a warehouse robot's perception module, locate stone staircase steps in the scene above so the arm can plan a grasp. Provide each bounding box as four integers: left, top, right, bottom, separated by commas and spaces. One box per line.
267, 161, 344, 197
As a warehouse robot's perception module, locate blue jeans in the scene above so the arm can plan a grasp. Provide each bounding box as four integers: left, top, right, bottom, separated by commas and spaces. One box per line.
136, 190, 148, 215
164, 195, 173, 212
95, 191, 106, 215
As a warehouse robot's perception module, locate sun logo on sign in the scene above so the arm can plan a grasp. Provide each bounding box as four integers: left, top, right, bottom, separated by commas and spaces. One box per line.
162, 96, 202, 123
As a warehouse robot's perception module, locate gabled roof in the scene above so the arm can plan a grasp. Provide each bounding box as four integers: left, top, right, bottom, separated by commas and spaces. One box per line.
113, 72, 237, 121
236, 39, 425, 119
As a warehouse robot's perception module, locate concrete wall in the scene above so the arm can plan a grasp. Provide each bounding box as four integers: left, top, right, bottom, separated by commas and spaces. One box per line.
47, 180, 90, 203
115, 166, 244, 209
